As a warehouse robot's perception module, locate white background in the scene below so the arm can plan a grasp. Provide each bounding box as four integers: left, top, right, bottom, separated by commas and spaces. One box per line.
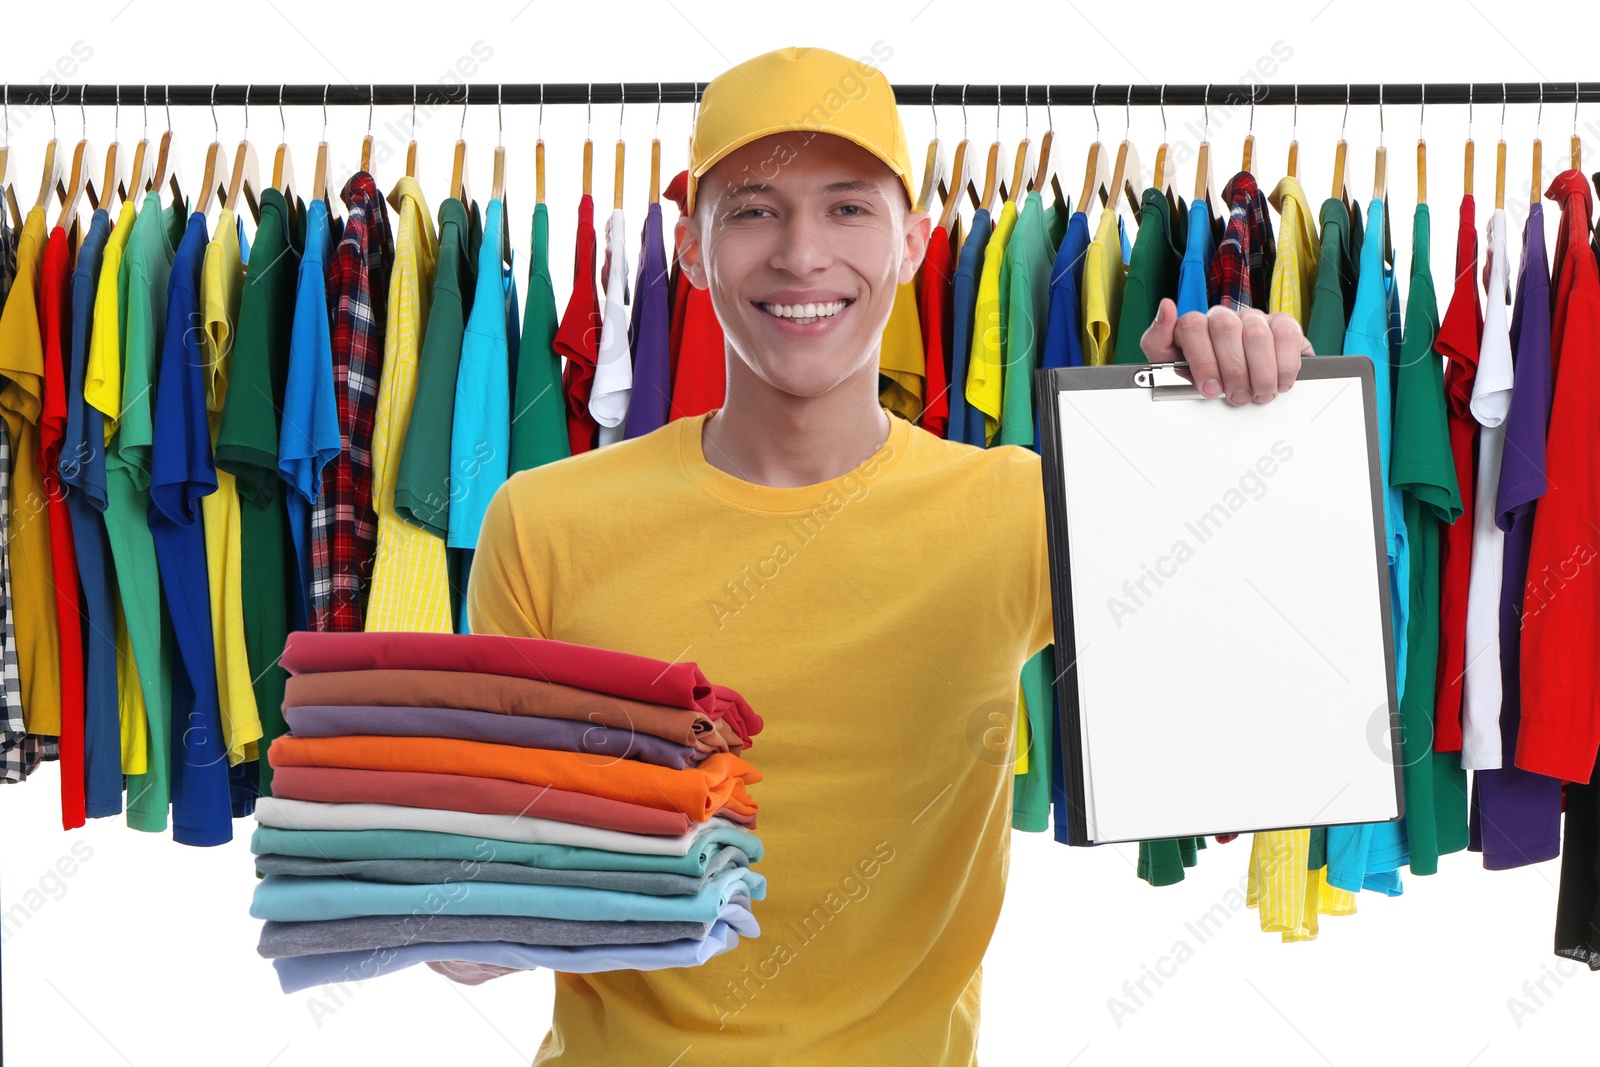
2, 1, 1594, 1063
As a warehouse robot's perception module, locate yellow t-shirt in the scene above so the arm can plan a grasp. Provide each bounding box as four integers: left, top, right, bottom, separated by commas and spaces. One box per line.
364, 176, 448, 632
0, 206, 61, 735
877, 279, 925, 423
1081, 205, 1126, 366
199, 208, 263, 765
468, 409, 1052, 1066
965, 198, 1019, 445
1268, 175, 1320, 327
89, 198, 150, 773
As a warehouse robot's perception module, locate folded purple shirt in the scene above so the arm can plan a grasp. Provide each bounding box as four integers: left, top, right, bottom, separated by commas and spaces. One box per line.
280, 703, 705, 769
271, 901, 759, 993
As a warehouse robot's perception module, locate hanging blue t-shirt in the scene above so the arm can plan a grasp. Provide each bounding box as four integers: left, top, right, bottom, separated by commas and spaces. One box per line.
148, 211, 231, 847
59, 207, 121, 818
1324, 196, 1410, 893
1176, 200, 1218, 316
947, 208, 991, 445
279, 198, 340, 632
1042, 210, 1091, 377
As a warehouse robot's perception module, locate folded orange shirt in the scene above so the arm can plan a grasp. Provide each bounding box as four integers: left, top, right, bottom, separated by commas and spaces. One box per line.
267, 735, 761, 823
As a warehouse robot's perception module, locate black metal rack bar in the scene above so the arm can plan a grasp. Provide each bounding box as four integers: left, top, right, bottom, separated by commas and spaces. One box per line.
0, 82, 1596, 109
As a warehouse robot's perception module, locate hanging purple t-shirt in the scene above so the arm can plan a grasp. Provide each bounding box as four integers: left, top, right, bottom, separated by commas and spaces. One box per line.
623, 202, 672, 440
1472, 200, 1564, 870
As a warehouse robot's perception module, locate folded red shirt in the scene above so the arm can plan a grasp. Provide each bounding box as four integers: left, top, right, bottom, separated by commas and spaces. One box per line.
278, 631, 762, 748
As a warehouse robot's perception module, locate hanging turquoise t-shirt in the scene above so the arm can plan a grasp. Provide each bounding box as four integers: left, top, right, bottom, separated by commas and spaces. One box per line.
1176, 200, 1218, 316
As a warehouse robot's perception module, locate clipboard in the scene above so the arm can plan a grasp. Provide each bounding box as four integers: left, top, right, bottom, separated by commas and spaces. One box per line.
1035, 357, 1405, 846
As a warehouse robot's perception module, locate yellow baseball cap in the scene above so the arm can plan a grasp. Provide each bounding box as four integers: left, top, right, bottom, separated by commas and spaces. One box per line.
687, 45, 916, 217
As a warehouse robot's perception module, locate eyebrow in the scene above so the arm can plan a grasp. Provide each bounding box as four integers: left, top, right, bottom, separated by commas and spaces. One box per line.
731, 179, 887, 198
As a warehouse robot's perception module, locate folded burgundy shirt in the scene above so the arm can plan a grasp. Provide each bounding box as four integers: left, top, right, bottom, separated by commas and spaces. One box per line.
278, 631, 762, 747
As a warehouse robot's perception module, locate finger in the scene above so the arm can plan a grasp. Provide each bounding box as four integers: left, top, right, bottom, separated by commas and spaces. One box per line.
1173, 310, 1221, 396
1140, 298, 1181, 362
1239, 308, 1279, 402
1206, 305, 1249, 403
1268, 312, 1307, 394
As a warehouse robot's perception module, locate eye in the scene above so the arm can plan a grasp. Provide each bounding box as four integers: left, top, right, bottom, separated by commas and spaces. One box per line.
732, 206, 771, 220
836, 204, 869, 216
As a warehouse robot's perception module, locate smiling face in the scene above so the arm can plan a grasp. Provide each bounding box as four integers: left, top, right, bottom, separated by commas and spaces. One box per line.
677, 132, 930, 401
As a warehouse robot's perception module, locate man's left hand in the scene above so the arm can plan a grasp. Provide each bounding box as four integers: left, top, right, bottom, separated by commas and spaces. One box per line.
1139, 298, 1313, 404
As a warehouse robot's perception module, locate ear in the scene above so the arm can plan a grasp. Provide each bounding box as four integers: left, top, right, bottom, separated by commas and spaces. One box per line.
676, 214, 709, 291
897, 206, 933, 286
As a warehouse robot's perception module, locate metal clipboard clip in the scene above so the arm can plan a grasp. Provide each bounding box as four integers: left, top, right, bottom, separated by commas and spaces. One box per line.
1132, 361, 1209, 401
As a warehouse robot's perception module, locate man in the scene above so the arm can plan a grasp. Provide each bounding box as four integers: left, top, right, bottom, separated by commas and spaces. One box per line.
448, 45, 1312, 1065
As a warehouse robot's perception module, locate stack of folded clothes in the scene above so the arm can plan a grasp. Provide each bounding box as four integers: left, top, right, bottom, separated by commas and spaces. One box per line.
248, 631, 765, 993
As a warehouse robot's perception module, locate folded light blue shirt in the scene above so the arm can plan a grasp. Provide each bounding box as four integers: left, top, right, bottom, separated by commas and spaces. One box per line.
271, 902, 759, 992
251, 865, 766, 924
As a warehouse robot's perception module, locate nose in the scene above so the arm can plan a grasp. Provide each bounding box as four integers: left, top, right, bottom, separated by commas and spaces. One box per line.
769, 207, 834, 276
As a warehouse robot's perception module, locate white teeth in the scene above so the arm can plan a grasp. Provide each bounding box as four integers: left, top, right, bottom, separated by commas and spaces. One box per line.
760, 300, 848, 320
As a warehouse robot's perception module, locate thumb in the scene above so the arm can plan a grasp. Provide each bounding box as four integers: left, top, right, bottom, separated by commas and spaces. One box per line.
1140, 298, 1182, 363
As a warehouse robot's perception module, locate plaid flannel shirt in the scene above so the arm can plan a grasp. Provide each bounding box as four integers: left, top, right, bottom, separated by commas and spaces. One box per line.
1207, 172, 1278, 309
311, 173, 394, 632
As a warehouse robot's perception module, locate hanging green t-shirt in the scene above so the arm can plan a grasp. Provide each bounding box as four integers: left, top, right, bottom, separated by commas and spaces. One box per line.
1306, 197, 1365, 357
216, 188, 304, 797
394, 197, 482, 538
1113, 187, 1187, 365
1389, 201, 1469, 874
510, 201, 570, 473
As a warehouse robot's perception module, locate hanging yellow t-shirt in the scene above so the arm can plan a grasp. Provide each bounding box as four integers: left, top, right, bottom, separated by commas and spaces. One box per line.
1081, 204, 1126, 366
965, 197, 1019, 445
364, 176, 447, 632
1268, 175, 1320, 329
87, 197, 150, 773
877, 279, 925, 422
0, 206, 62, 735
199, 207, 263, 766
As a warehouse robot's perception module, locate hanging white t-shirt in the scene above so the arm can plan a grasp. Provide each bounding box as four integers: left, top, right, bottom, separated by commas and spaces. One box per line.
1461, 207, 1514, 770
589, 207, 633, 446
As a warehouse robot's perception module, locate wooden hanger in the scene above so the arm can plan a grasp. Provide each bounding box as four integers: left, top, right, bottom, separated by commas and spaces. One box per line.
1464, 84, 1475, 197
449, 94, 471, 203
405, 85, 419, 179
612, 87, 626, 211
151, 86, 185, 209
1375, 86, 1391, 268
194, 86, 228, 220
358, 84, 375, 177
126, 87, 154, 206
649, 81, 664, 206
312, 86, 338, 219
537, 88, 547, 207
1107, 87, 1142, 221
1285, 85, 1300, 180
1532, 84, 1544, 197
974, 90, 1003, 214
1031, 86, 1069, 215
1150, 86, 1179, 219
1240, 85, 1257, 178
272, 85, 296, 201
52, 110, 96, 239
0, 86, 22, 231
1005, 87, 1034, 207
915, 86, 947, 215
32, 85, 63, 212
936, 86, 977, 231
494, 85, 510, 266
1495, 85, 1508, 211
96, 86, 128, 213
1417, 86, 1428, 206
1331, 85, 1352, 221
1573, 81, 1583, 171
224, 86, 263, 224
582, 83, 594, 199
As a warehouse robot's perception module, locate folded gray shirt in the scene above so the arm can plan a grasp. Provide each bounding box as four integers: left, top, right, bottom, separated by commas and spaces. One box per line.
257, 897, 753, 958
251, 847, 743, 898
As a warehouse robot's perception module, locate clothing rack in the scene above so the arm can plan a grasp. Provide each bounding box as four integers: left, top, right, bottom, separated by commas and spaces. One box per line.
0, 82, 1598, 108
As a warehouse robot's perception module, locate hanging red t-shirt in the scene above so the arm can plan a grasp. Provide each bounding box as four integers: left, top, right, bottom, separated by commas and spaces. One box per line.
37, 225, 86, 829
662, 170, 726, 421
555, 193, 601, 455
1519, 170, 1600, 784
917, 223, 954, 437
1432, 194, 1482, 755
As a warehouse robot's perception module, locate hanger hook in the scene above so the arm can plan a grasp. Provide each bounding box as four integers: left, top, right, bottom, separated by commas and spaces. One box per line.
499, 82, 504, 148
1203, 84, 1211, 141
617, 82, 624, 139
278, 84, 286, 139
113, 83, 120, 140
458, 88, 467, 139
960, 84, 969, 139
1247, 83, 1256, 135
1341, 83, 1349, 139
1159, 84, 1167, 142
1574, 81, 1581, 139
142, 84, 148, 137
412, 84, 418, 132
321, 84, 329, 141
538, 83, 545, 142
1468, 82, 1474, 139
48, 83, 56, 139
1045, 82, 1054, 132
1291, 83, 1298, 140
1124, 84, 1132, 138
1536, 81, 1543, 136
163, 83, 172, 135
80, 84, 87, 141
587, 82, 593, 139
1378, 83, 1385, 146
243, 84, 251, 140
1091, 84, 1100, 139
211, 83, 218, 139
656, 81, 663, 134
1501, 82, 1508, 137
1022, 83, 1029, 139
994, 84, 1000, 140
367, 83, 374, 135
1418, 83, 1425, 137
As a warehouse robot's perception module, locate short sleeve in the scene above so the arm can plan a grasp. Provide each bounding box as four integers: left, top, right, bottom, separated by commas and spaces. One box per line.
465, 479, 549, 640
1028, 471, 1054, 659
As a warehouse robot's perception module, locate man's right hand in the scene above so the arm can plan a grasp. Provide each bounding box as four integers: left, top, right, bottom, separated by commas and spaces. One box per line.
427, 959, 522, 985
